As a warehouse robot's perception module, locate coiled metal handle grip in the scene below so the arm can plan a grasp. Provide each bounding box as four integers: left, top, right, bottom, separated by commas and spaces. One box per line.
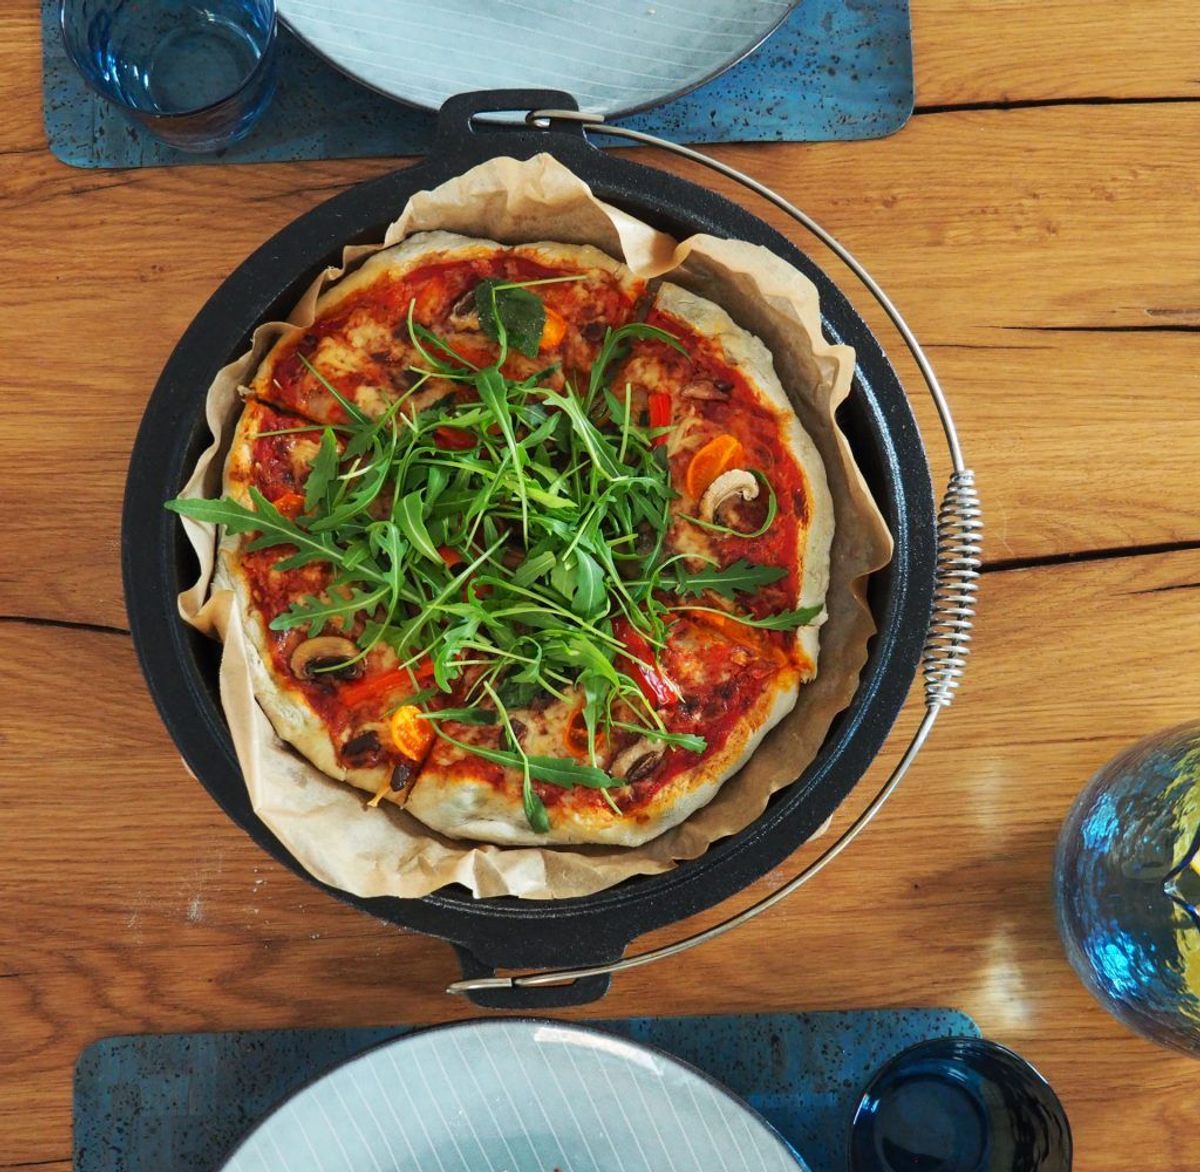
447, 111, 981, 998
925, 470, 982, 709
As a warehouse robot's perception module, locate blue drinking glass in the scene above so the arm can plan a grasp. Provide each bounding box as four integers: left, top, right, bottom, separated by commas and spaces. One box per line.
848, 1038, 1071, 1172
60, 0, 278, 152
1054, 722, 1200, 1055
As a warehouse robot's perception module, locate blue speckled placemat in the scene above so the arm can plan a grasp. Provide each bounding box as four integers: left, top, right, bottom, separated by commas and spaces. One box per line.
74, 1009, 977, 1171
42, 0, 912, 168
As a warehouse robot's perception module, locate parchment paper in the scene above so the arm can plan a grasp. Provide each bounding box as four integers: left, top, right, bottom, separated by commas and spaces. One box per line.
173, 155, 893, 900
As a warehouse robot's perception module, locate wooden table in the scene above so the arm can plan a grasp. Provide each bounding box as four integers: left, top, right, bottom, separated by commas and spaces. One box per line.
3, 2, 1199, 1167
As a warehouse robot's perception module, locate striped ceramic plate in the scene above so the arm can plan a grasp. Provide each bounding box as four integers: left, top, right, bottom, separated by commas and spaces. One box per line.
220, 1019, 809, 1170
276, 0, 794, 117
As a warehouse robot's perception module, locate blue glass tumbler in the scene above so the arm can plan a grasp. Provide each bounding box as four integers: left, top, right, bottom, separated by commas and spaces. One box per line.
1054, 721, 1200, 1055
848, 1038, 1071, 1172
60, 0, 278, 152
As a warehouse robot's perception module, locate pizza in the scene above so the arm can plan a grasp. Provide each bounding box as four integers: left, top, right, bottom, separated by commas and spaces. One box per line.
171, 231, 834, 847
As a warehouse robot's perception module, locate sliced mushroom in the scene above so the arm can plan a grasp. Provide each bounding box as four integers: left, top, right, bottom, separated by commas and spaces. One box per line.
681, 378, 732, 402
290, 636, 364, 681
610, 738, 666, 783
698, 468, 759, 523
447, 287, 480, 330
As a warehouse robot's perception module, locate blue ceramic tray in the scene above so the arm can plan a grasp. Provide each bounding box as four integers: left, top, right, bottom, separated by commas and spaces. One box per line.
41, 0, 912, 168
74, 1009, 978, 1171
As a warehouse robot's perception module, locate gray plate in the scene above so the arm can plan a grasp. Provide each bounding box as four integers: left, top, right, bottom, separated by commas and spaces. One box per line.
276, 0, 795, 116
220, 1019, 809, 1170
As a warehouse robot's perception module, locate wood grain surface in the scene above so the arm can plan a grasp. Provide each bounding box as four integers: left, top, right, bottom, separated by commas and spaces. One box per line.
3, 3, 1199, 1170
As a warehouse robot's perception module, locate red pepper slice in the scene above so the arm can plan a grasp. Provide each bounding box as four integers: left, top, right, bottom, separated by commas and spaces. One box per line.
433, 425, 477, 450
648, 391, 672, 448
613, 618, 677, 709
338, 661, 433, 708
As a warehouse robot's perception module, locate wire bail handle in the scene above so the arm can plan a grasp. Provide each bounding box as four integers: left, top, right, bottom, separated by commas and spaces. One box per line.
447, 110, 982, 997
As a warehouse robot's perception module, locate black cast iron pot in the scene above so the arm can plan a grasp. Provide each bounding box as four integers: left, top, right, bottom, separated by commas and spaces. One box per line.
123, 90, 936, 1008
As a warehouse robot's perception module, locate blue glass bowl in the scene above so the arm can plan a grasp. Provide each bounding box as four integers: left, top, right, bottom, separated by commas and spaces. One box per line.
848, 1037, 1071, 1172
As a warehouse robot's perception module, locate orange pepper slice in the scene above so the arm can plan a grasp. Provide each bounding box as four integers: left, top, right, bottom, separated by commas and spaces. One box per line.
688, 608, 750, 641
564, 703, 607, 758
271, 491, 306, 519
688, 608, 789, 665
685, 434, 745, 499
388, 704, 434, 761
539, 306, 568, 351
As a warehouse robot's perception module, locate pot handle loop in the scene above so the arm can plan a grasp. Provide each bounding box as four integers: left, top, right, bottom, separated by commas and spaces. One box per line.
434, 90, 589, 156
446, 110, 982, 1000
451, 946, 613, 1009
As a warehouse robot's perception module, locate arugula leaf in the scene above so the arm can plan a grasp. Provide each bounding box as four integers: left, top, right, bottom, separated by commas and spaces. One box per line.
672, 603, 825, 630
438, 733, 619, 790
268, 585, 387, 635
297, 354, 370, 425
569, 548, 606, 619
475, 278, 545, 359
168, 488, 342, 568
165, 494, 261, 528
406, 300, 479, 375
425, 463, 449, 508
539, 387, 622, 481
385, 686, 439, 711
587, 322, 687, 409
524, 785, 551, 834
394, 490, 442, 564
420, 706, 496, 725
681, 471, 779, 540
664, 558, 789, 599
610, 721, 706, 752
303, 428, 340, 513
514, 550, 556, 587
494, 678, 545, 710
476, 364, 529, 534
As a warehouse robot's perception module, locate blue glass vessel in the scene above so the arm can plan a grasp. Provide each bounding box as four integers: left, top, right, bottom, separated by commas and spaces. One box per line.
1054, 722, 1200, 1055
61, 0, 277, 151
848, 1037, 1070, 1172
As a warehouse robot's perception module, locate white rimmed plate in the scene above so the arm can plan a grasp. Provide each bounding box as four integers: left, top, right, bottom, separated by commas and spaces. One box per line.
220, 1018, 809, 1170
276, 0, 795, 117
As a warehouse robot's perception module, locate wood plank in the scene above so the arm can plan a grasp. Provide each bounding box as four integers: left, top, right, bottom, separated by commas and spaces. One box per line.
913, 1, 1200, 104
2, 105, 1197, 627
3, 548, 1200, 1168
